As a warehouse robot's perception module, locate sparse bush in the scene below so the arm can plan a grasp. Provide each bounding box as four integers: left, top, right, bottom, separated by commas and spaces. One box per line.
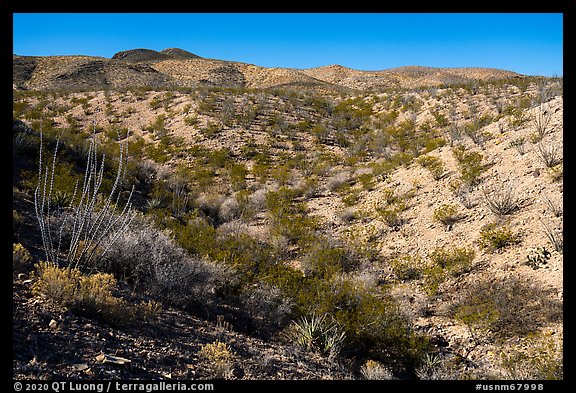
13, 243, 32, 271
239, 283, 293, 337
417, 155, 445, 180
547, 164, 563, 183
450, 180, 476, 209
451, 275, 562, 339
301, 240, 358, 280
389, 255, 424, 281
228, 163, 249, 191
377, 204, 405, 228
509, 136, 527, 155
199, 340, 235, 379
531, 105, 553, 141
415, 354, 459, 380
360, 360, 394, 380
542, 195, 562, 217
376, 188, 409, 228
536, 142, 562, 168
479, 222, 520, 251
218, 195, 241, 223
433, 204, 460, 227
508, 107, 528, 128
99, 215, 238, 309
452, 145, 486, 185
421, 265, 446, 296
145, 115, 168, 137
184, 115, 199, 126
338, 207, 357, 224
500, 332, 563, 380
31, 262, 153, 326
428, 246, 475, 277
542, 220, 563, 253
248, 188, 268, 212
327, 171, 350, 192
482, 183, 522, 216
13, 209, 23, 235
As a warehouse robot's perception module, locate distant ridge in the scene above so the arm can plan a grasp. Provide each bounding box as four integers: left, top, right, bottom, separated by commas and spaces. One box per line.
159, 48, 201, 59
13, 47, 525, 91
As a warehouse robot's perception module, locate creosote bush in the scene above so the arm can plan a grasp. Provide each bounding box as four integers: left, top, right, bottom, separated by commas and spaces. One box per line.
389, 255, 424, 281
500, 332, 563, 380
451, 275, 562, 338
417, 155, 445, 180
433, 204, 460, 227
452, 145, 485, 185
428, 246, 475, 277
479, 222, 520, 251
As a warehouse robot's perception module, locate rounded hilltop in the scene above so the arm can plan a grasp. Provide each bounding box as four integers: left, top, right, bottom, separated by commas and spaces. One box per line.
112, 48, 201, 62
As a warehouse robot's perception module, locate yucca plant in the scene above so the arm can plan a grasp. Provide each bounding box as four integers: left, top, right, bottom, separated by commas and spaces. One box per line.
286, 313, 346, 358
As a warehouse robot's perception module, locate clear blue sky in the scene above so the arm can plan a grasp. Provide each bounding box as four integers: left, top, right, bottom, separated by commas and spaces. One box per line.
13, 13, 563, 76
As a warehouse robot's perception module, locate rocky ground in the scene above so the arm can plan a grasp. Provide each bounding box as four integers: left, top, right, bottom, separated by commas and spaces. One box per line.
13, 272, 350, 380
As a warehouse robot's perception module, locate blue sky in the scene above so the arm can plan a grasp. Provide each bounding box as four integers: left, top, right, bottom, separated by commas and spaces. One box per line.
13, 13, 563, 76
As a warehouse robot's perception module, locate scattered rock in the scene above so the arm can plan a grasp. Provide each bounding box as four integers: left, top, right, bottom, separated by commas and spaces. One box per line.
48, 319, 58, 330
95, 353, 131, 365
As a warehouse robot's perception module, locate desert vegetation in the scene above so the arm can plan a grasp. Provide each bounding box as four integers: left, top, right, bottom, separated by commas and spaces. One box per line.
13, 71, 563, 380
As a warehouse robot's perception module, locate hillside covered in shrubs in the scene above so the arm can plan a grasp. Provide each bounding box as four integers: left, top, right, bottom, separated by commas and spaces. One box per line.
13, 74, 563, 380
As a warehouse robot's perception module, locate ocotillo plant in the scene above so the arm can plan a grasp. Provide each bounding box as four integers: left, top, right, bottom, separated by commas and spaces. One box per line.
34, 122, 135, 270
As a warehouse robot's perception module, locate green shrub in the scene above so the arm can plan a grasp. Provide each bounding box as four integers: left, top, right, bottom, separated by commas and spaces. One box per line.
433, 204, 460, 227
389, 255, 424, 281
201, 122, 221, 138
144, 115, 167, 137
358, 172, 375, 190
452, 145, 486, 185
500, 332, 563, 380
377, 204, 405, 228
451, 276, 562, 338
228, 163, 249, 191
479, 222, 520, 251
302, 241, 358, 280
421, 265, 446, 296
431, 110, 449, 127
417, 155, 445, 180
428, 246, 475, 277
184, 115, 199, 126
509, 137, 527, 155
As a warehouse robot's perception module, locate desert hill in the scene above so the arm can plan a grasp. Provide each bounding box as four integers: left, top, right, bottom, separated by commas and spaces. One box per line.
13, 47, 523, 92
